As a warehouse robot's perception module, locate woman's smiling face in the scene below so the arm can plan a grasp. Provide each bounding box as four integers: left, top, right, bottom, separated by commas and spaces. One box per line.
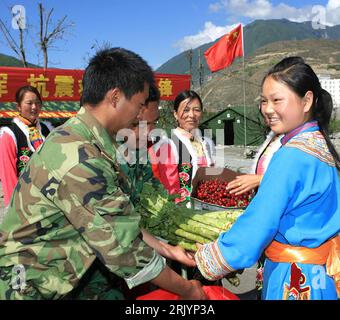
174, 97, 202, 132
260, 76, 313, 134
17, 91, 42, 123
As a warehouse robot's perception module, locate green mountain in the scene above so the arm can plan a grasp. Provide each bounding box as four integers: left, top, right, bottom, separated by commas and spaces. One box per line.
200, 39, 340, 112
156, 19, 340, 86
0, 53, 38, 67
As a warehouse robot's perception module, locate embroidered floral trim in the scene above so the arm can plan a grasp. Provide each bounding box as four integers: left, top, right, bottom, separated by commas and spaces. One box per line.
178, 187, 190, 198
256, 263, 264, 290
195, 241, 234, 281
281, 121, 317, 145
283, 263, 311, 300
175, 162, 192, 203
179, 171, 190, 182
18, 147, 31, 173
285, 131, 335, 166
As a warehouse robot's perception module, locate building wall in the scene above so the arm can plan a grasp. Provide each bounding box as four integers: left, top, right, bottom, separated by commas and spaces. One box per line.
334, 108, 340, 120
319, 77, 340, 109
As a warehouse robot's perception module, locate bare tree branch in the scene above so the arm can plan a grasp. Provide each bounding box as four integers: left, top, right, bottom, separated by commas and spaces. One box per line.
39, 3, 43, 47
44, 8, 54, 40
1, 3, 73, 68
46, 16, 66, 42
0, 19, 19, 54
0, 17, 27, 67
38, 2, 73, 68
18, 23, 27, 67
39, 3, 48, 68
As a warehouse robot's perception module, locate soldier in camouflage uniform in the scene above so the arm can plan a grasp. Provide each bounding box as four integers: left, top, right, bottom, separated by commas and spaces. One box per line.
71, 84, 196, 300
0, 48, 206, 300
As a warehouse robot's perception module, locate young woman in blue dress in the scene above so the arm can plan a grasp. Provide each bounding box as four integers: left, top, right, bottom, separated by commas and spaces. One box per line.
195, 56, 340, 300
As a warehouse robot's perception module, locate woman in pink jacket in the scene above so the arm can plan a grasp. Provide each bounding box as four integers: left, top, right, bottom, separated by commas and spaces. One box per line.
0, 86, 53, 207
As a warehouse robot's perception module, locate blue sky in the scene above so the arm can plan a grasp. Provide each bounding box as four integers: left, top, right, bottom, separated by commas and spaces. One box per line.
0, 0, 337, 70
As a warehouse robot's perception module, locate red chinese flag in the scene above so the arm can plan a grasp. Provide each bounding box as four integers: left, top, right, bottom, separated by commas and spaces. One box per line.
204, 24, 244, 73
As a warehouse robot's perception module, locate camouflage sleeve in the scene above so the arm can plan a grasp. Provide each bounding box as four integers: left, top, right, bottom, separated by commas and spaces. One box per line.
54, 157, 165, 288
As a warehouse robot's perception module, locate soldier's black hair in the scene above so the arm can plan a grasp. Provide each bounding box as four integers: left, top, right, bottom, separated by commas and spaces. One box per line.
81, 47, 155, 105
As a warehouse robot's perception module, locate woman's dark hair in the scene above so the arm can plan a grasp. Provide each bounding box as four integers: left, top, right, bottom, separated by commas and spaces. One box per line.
262, 56, 340, 169
82, 47, 155, 105
15, 85, 42, 104
173, 90, 203, 112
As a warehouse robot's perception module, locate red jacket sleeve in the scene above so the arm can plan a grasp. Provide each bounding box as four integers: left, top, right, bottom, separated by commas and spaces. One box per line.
0, 132, 18, 206
154, 143, 180, 195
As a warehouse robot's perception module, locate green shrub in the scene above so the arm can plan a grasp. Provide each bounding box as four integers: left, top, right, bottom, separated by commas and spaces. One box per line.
330, 119, 340, 133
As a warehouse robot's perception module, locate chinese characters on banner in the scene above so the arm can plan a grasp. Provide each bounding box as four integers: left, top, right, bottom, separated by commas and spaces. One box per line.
0, 67, 190, 101
0, 67, 84, 101
0, 66, 191, 118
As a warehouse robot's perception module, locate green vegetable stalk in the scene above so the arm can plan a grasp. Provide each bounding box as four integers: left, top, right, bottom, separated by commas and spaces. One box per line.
137, 182, 245, 251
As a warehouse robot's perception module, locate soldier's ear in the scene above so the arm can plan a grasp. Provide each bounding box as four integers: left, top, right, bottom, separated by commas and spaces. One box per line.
108, 88, 120, 108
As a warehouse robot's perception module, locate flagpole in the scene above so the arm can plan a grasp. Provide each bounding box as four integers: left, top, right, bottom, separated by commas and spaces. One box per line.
241, 23, 247, 148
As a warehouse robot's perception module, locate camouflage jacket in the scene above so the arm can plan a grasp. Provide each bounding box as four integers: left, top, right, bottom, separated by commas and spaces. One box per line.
0, 107, 165, 300
118, 148, 159, 205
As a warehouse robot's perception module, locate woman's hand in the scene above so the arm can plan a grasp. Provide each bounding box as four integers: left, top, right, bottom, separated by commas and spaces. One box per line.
225, 174, 263, 195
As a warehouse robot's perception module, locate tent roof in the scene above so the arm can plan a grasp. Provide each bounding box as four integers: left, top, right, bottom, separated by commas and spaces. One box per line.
200, 105, 263, 127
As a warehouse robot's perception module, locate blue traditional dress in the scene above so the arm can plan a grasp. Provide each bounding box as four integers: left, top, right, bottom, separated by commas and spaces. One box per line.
195, 121, 340, 300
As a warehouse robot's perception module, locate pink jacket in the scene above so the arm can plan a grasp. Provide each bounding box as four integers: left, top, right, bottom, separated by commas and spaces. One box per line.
0, 132, 18, 207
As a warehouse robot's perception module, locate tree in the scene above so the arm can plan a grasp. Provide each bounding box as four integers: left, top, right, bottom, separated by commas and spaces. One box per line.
38, 3, 74, 68
0, 5, 28, 67
0, 3, 73, 68
158, 101, 176, 136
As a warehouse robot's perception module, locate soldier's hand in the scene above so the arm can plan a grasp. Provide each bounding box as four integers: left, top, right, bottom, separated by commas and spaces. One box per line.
169, 245, 196, 267
180, 280, 207, 300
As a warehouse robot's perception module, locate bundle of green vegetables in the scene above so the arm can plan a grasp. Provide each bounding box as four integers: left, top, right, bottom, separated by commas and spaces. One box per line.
136, 182, 244, 252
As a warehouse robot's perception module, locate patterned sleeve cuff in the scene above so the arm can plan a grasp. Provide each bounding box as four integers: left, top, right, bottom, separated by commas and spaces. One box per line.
195, 241, 234, 281
124, 251, 166, 289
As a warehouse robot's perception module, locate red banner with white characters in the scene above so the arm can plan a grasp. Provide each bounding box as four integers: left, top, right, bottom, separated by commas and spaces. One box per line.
0, 66, 191, 102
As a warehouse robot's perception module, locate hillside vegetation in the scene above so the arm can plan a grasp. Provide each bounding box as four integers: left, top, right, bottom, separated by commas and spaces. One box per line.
0, 53, 38, 68
157, 19, 340, 87
200, 39, 340, 112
